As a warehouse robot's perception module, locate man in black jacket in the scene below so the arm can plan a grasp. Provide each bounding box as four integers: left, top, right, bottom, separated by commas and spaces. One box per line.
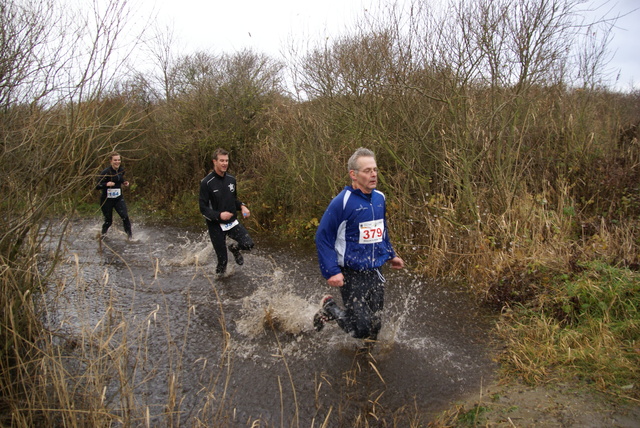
199, 148, 254, 275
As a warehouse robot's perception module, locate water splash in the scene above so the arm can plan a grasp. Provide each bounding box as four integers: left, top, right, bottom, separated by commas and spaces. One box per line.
236, 269, 318, 337
41, 218, 497, 426
166, 231, 213, 266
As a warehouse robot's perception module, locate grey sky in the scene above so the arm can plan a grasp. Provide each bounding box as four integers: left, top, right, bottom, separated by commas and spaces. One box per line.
136, 0, 638, 91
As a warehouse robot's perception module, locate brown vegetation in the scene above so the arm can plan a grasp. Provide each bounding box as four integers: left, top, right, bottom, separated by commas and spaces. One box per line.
1, 0, 638, 425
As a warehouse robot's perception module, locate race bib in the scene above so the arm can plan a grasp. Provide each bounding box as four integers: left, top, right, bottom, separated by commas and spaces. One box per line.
220, 219, 239, 231
107, 188, 121, 198
358, 219, 384, 244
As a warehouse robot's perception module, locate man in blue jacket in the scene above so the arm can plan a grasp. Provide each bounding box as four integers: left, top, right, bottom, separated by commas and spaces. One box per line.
199, 148, 253, 276
314, 147, 404, 341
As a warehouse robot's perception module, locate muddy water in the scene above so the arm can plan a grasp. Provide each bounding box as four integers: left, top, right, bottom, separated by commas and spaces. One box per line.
43, 218, 497, 426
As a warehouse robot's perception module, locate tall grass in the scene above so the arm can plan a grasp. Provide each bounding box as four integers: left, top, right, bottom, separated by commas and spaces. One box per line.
2, 0, 640, 424
110, 0, 640, 408
496, 261, 639, 395
1, 236, 240, 426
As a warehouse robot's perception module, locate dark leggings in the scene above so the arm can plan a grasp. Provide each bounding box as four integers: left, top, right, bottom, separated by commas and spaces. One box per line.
206, 220, 254, 274
336, 268, 385, 340
100, 197, 132, 236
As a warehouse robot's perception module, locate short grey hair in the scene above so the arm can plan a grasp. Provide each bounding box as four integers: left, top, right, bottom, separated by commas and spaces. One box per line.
347, 147, 375, 172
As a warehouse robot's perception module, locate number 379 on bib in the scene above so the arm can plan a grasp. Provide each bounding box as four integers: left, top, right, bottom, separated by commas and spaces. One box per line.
359, 219, 384, 244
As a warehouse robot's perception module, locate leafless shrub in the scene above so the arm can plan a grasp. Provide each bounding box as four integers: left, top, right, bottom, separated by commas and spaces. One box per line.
0, 0, 151, 424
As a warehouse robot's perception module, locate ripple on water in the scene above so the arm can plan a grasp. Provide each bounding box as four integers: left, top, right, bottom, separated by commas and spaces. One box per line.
42, 218, 497, 426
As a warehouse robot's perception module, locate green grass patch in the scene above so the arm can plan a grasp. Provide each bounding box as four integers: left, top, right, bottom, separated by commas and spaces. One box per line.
496, 261, 640, 396
456, 404, 490, 426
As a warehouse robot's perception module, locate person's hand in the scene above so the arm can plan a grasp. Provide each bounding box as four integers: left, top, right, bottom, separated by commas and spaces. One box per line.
390, 256, 405, 270
107, 181, 115, 187
123, 181, 129, 187
327, 273, 344, 287
241, 205, 250, 218
220, 211, 233, 221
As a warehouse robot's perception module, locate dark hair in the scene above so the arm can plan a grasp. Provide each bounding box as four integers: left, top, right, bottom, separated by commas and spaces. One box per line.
212, 148, 229, 160
109, 152, 121, 161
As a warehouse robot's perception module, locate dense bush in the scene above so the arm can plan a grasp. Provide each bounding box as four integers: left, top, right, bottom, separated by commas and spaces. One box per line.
2, 0, 639, 424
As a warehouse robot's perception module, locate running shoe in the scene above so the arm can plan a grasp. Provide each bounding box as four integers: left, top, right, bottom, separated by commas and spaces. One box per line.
313, 295, 337, 331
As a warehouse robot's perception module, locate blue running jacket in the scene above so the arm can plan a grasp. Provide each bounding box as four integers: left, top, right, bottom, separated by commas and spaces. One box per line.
315, 186, 397, 279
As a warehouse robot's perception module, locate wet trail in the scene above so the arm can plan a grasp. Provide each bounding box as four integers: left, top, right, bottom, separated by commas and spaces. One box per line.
43, 218, 497, 426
